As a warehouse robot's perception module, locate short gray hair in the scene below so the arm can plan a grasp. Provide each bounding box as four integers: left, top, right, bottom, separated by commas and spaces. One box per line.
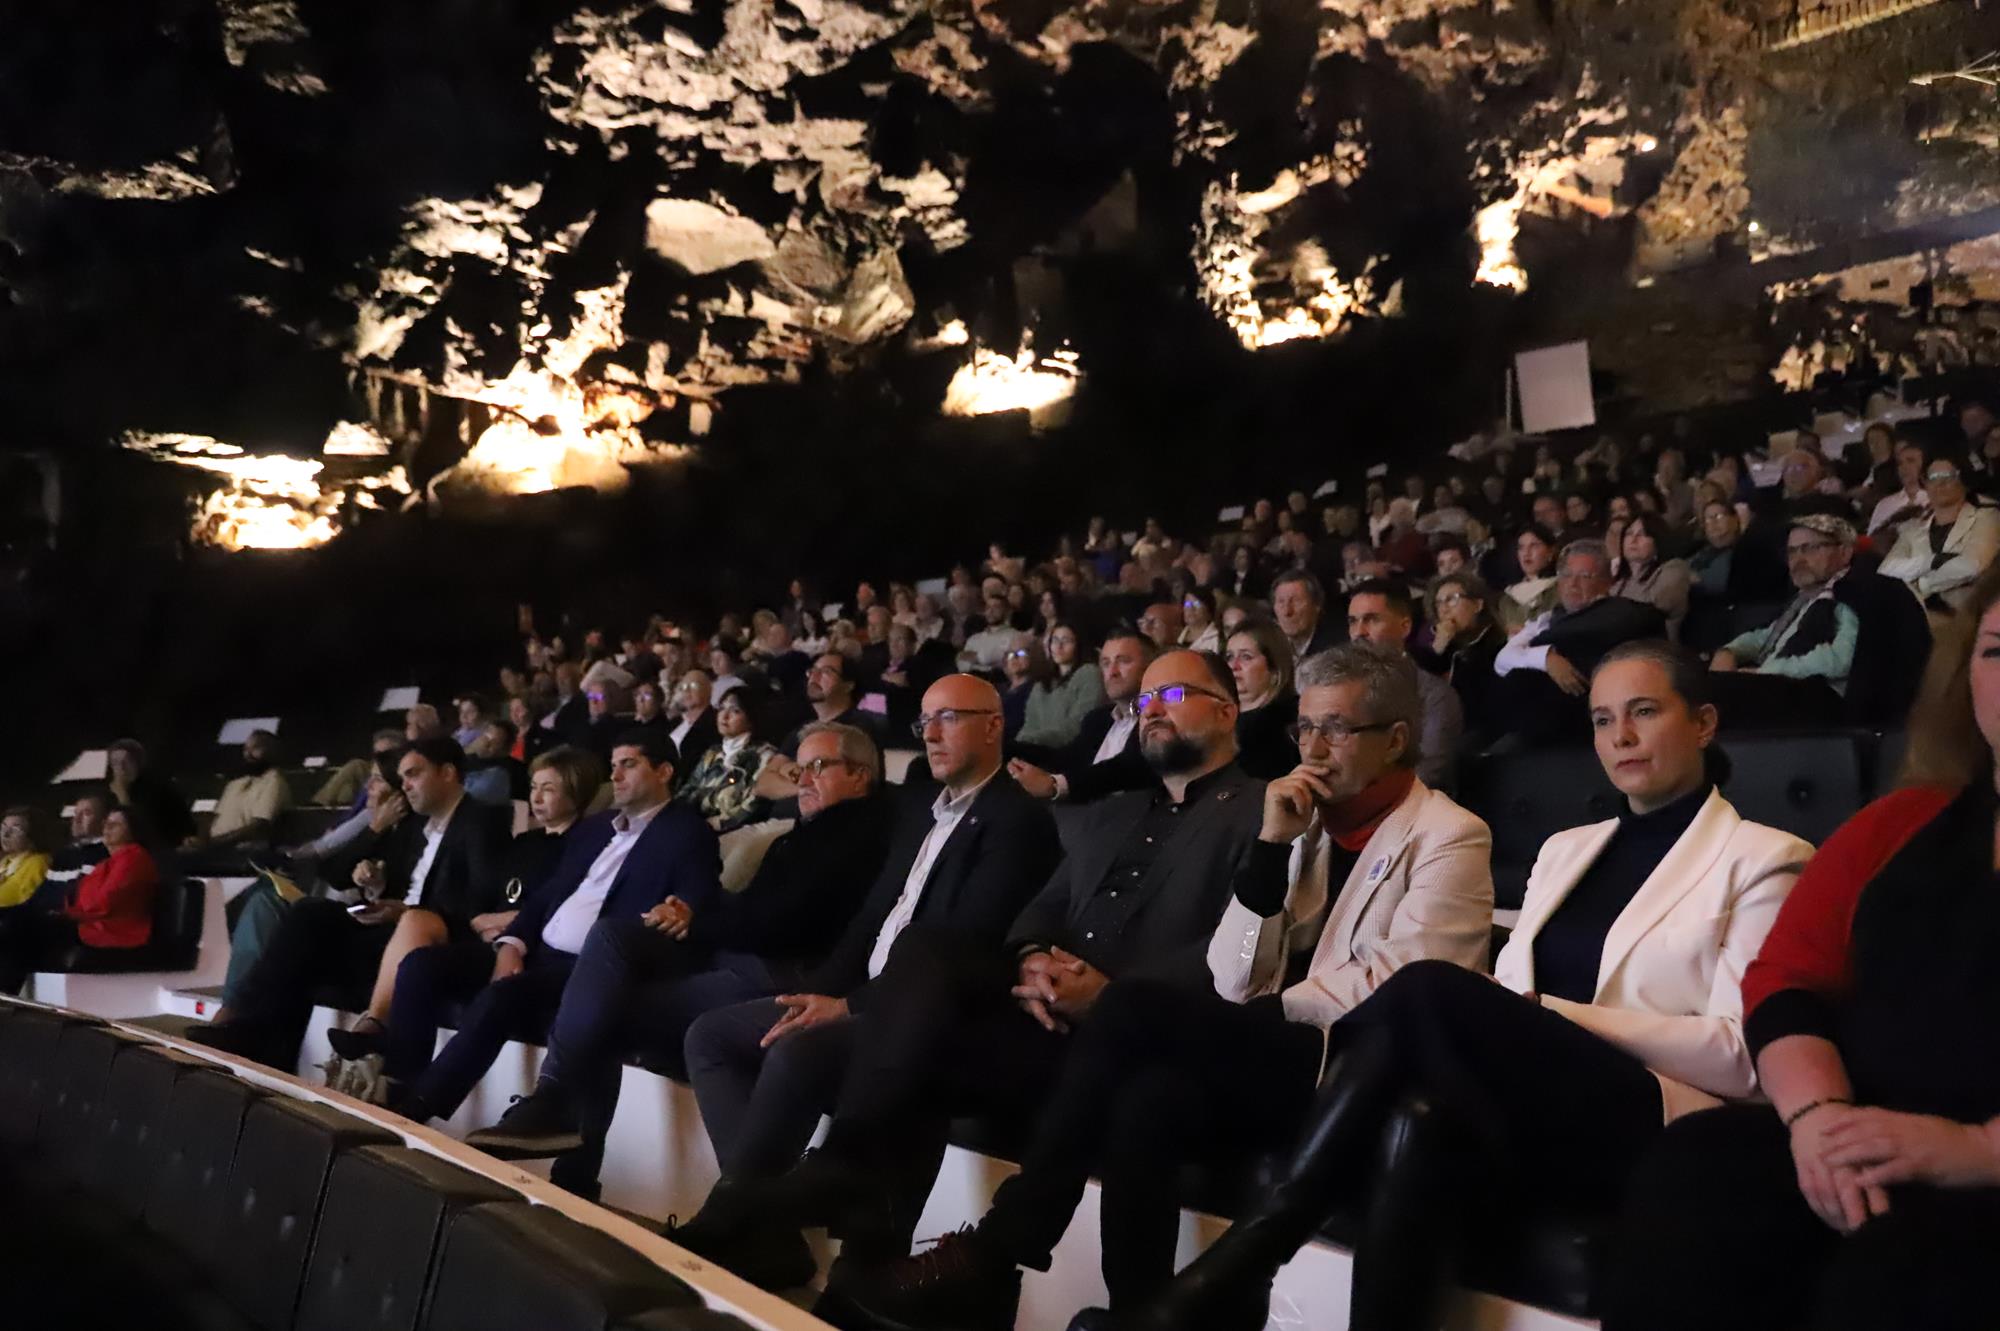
1293, 643, 1422, 770
797, 721, 882, 785
1558, 539, 1610, 576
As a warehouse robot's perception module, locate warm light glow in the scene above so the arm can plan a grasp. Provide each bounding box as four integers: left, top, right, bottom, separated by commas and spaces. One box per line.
1474, 196, 1529, 292
1637, 136, 1659, 154
322, 420, 392, 456
941, 345, 1081, 426
122, 432, 412, 551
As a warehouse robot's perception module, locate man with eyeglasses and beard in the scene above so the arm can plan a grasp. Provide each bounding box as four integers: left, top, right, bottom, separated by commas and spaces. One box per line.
670, 651, 1265, 1309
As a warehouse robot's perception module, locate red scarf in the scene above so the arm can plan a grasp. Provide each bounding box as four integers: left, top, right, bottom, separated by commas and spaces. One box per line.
1323, 767, 1417, 852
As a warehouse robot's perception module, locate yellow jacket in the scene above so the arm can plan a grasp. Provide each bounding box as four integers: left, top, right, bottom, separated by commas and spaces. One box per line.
0, 851, 51, 909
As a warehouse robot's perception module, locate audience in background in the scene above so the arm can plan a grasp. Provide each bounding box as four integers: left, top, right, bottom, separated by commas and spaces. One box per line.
1878, 451, 2000, 614
104, 738, 195, 849
185, 729, 291, 864
1016, 622, 1105, 749
0, 807, 51, 911
1221, 619, 1299, 781
1009, 629, 1157, 802
43, 793, 110, 898
0, 805, 158, 993
1343, 580, 1464, 791
677, 689, 777, 832
1271, 571, 1339, 662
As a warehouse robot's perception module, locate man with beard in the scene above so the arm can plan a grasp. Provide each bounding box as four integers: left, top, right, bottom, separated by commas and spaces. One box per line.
670, 650, 1264, 1294
182, 729, 292, 871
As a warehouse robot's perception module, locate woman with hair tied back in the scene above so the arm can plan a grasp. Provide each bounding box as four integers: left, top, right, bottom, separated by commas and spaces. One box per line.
1603, 563, 2000, 1331
1105, 640, 1812, 1331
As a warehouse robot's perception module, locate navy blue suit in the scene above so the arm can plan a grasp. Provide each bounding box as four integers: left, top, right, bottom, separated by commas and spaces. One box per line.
400, 803, 720, 1122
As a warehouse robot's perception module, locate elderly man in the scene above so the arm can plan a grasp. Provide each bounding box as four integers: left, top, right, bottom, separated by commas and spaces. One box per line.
1494, 540, 1666, 744
1343, 580, 1464, 790
1711, 514, 1932, 727
1271, 570, 1341, 661
673, 651, 1264, 1293
674, 675, 1060, 1286
1136, 600, 1184, 651
839, 646, 1494, 1328
465, 722, 900, 1197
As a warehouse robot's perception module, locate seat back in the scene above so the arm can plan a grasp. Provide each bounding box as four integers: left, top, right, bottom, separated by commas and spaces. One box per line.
151, 878, 206, 970
422, 1202, 701, 1331
211, 1097, 398, 1331
88, 1044, 215, 1216
295, 1146, 516, 1331
610, 1312, 761, 1330
1458, 748, 1617, 909
37, 1021, 144, 1180
0, 1008, 76, 1152
1721, 731, 1867, 847
142, 1068, 265, 1274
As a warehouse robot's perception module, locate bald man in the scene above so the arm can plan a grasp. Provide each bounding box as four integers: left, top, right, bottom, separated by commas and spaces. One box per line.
676, 654, 1267, 1300
677, 674, 1062, 1288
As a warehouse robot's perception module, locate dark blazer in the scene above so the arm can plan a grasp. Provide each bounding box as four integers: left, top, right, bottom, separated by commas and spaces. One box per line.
1007, 764, 1265, 990
1531, 597, 1668, 675
1012, 704, 1151, 803
805, 773, 1060, 1006
508, 802, 721, 958
379, 797, 512, 926
1838, 567, 1933, 726
1235, 694, 1299, 780
671, 709, 720, 770
687, 792, 897, 963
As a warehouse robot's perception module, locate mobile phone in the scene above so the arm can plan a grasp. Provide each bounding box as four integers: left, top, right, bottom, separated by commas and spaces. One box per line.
347, 902, 372, 916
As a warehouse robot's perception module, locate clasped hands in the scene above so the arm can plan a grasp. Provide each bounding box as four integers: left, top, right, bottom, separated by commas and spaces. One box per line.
642, 896, 693, 940
1791, 1103, 2000, 1233
1011, 947, 1108, 1033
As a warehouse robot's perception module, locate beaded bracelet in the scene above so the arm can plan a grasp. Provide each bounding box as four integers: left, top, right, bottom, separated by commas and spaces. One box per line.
1783, 1097, 1852, 1129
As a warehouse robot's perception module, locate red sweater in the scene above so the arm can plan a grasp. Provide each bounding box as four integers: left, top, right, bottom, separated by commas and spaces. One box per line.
1740, 784, 1955, 1055
67, 843, 158, 949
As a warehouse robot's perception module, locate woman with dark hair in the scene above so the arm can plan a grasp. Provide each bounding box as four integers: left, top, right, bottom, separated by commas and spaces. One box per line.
1504, 523, 1560, 631
1180, 586, 1221, 654
1224, 619, 1300, 780
998, 632, 1051, 741
677, 687, 778, 832
1110, 640, 1812, 1331
1614, 512, 1694, 641
1017, 621, 1105, 748
0, 806, 157, 993
1426, 572, 1503, 735
1602, 569, 2000, 1331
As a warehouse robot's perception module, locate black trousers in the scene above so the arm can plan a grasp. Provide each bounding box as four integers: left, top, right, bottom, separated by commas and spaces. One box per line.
982, 980, 1325, 1305
1602, 1103, 2000, 1331
0, 914, 81, 994
230, 898, 395, 1068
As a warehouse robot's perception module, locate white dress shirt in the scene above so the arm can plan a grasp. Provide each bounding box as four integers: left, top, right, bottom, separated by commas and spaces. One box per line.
405, 793, 463, 908
1092, 704, 1138, 764
866, 771, 997, 978
534, 802, 666, 956
1493, 611, 1556, 676
1867, 484, 1928, 536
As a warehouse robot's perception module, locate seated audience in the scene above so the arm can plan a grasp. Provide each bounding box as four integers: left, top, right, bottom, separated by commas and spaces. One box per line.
104, 738, 196, 849
999, 634, 1048, 741
406, 703, 447, 742
678, 688, 778, 832
1008, 630, 1158, 802
0, 806, 159, 993
1344, 580, 1464, 790
1220, 619, 1300, 781
1602, 575, 2000, 1331
463, 720, 526, 806
1878, 451, 2000, 614
452, 696, 489, 749
709, 643, 750, 698
42, 793, 111, 898
1495, 540, 1668, 744
1426, 572, 1504, 736
839, 646, 1494, 1327
672, 653, 1254, 1287
328, 745, 599, 1086
627, 679, 669, 742
1503, 524, 1560, 630
1613, 514, 1693, 641
311, 728, 407, 809
960, 594, 1019, 673
0, 807, 51, 911
1105, 640, 1810, 1331
669, 669, 721, 766
1180, 587, 1222, 654
674, 675, 1061, 1283
1015, 622, 1105, 749
183, 729, 292, 866
193, 738, 511, 1069
1271, 570, 1340, 661
462, 723, 897, 1195
1865, 439, 1928, 536
1136, 601, 1184, 652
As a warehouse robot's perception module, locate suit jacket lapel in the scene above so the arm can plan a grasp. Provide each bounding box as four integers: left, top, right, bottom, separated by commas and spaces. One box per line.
1593, 788, 1737, 994
1322, 781, 1428, 961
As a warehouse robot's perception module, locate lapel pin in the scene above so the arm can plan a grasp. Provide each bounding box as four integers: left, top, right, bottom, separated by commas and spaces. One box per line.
1366, 856, 1389, 883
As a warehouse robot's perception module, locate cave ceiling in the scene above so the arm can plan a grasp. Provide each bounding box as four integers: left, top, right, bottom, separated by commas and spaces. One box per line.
4, 0, 2000, 545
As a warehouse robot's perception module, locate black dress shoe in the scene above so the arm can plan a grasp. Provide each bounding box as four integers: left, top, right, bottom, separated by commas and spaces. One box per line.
836, 1227, 1021, 1331
1065, 1310, 1117, 1331
665, 1216, 818, 1292
463, 1087, 584, 1157
325, 1020, 386, 1060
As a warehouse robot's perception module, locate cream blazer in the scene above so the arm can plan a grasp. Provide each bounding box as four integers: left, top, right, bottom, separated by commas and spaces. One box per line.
1493, 788, 1811, 1121
1208, 779, 1494, 1054
1876, 503, 2000, 608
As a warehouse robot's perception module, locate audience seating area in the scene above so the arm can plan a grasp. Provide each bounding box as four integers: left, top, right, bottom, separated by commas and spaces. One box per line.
0, 999, 786, 1331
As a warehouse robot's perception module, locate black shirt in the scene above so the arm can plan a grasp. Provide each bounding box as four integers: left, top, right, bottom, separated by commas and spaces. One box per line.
1072, 765, 1235, 962
1533, 783, 1712, 1004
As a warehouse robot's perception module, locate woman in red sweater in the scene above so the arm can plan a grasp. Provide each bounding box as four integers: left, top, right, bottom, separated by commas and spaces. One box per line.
0, 806, 156, 993
1602, 564, 2000, 1331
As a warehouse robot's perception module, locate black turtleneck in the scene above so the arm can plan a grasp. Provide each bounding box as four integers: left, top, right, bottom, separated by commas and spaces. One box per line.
1532, 783, 1712, 1005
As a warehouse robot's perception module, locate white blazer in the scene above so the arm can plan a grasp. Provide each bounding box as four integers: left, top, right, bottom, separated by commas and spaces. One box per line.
1493, 788, 1810, 1122
1876, 503, 2000, 608
1209, 779, 1493, 1056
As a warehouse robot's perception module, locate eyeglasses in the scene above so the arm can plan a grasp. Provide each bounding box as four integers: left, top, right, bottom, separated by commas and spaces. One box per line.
1005, 649, 1032, 660
1134, 683, 1229, 710
910, 708, 999, 737
1925, 469, 1961, 484
675, 680, 705, 693
1287, 716, 1395, 744
798, 757, 856, 777
1434, 591, 1469, 608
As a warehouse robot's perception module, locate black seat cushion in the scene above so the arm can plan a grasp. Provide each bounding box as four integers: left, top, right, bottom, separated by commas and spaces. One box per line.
42, 878, 205, 973
423, 1202, 701, 1331
142, 1068, 266, 1274
88, 1044, 217, 1216
1721, 731, 1866, 847
296, 1146, 517, 1331
211, 1097, 399, 1331
0, 1008, 82, 1152
37, 1021, 148, 1180
1458, 749, 1617, 909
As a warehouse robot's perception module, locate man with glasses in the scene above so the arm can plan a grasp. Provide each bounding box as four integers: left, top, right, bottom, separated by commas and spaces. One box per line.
463, 723, 900, 1197
1136, 600, 1183, 650
1711, 513, 1932, 727
674, 651, 1264, 1304
672, 674, 1060, 1286
1494, 540, 1665, 744
837, 645, 1493, 1330
761, 652, 887, 800
1878, 449, 2000, 614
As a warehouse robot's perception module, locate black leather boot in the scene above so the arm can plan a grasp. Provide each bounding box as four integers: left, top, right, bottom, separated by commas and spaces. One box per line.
1349, 1096, 1467, 1331
1109, 1029, 1403, 1331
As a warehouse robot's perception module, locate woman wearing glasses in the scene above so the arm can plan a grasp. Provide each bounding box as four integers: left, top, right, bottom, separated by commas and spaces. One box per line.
1181, 587, 1223, 654
1426, 572, 1503, 738
999, 632, 1051, 741
676, 688, 779, 833
1101, 640, 1811, 1331
1877, 450, 2000, 615
1225, 618, 1301, 779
